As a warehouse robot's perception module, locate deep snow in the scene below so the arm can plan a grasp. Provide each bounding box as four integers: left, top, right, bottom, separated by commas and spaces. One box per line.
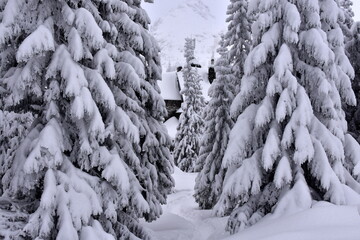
142, 167, 229, 240
142, 167, 360, 240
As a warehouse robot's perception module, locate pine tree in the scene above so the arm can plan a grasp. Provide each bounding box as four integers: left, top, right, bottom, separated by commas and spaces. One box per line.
214, 0, 360, 234
339, 0, 354, 33
0, 111, 33, 191
194, 36, 235, 209
173, 38, 205, 172
346, 22, 360, 141
0, 111, 32, 239
0, 0, 173, 239
321, 0, 355, 107
225, 0, 252, 93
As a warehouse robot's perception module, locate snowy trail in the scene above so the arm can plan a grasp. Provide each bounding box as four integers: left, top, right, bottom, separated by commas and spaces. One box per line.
142, 168, 229, 240
143, 167, 360, 240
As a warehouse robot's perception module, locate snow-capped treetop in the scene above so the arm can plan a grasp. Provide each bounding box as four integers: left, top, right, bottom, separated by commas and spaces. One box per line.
225, 0, 252, 94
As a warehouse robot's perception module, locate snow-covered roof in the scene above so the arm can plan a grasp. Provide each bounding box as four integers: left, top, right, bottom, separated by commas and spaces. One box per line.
189, 58, 202, 68
177, 70, 211, 102
164, 116, 179, 139
157, 72, 182, 101
177, 71, 185, 92
158, 69, 212, 102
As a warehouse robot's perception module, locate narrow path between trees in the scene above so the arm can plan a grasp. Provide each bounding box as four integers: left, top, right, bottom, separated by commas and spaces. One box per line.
142, 168, 229, 240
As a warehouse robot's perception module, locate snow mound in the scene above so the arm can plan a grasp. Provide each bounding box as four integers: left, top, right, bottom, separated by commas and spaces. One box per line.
146, 213, 195, 232
172, 166, 197, 191
226, 202, 360, 240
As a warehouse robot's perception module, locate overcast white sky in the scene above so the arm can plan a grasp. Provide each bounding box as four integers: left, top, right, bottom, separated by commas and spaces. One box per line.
143, 0, 360, 67
143, 0, 228, 67
145, 0, 360, 25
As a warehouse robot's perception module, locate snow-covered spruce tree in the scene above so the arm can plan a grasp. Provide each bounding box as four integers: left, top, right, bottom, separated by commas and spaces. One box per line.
338, 0, 354, 37
345, 22, 360, 141
173, 38, 205, 172
214, 0, 360, 234
0, 111, 33, 191
321, 0, 360, 180
0, 111, 32, 239
194, 36, 235, 209
129, 0, 174, 224
225, 0, 252, 93
0, 0, 173, 239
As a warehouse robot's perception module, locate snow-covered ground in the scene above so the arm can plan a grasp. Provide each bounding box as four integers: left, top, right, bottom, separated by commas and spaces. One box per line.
227, 202, 360, 240
142, 167, 360, 240
142, 167, 229, 240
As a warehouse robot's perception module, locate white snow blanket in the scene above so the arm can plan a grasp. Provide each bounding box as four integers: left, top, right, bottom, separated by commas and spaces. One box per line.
143, 168, 360, 240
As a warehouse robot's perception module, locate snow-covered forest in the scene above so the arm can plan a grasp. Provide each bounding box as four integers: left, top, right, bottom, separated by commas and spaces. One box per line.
0, 0, 360, 239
